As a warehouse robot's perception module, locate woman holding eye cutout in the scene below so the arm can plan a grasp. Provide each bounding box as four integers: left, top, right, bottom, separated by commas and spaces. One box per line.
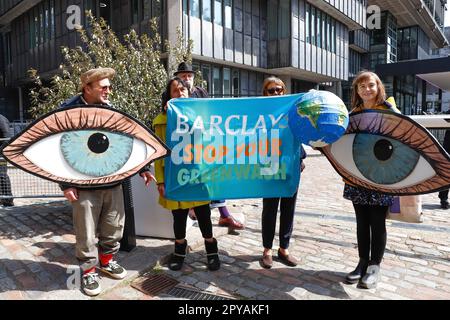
259, 76, 306, 269
152, 77, 220, 271
343, 71, 400, 289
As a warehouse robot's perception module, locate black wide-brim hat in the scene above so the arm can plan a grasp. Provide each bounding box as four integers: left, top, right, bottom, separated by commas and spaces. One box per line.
173, 62, 195, 76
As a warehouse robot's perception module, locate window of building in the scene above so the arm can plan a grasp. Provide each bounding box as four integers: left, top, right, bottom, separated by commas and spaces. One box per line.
50, 0, 55, 40
29, 13, 36, 48
213, 67, 222, 96
142, 0, 151, 20
311, 7, 316, 46
153, 0, 162, 17
190, 0, 200, 18
203, 0, 212, 21
224, 0, 232, 28
386, 13, 397, 63
44, 2, 49, 42
331, 20, 336, 53
131, 0, 139, 24
223, 68, 231, 96
202, 64, 211, 92
39, 6, 44, 44
4, 32, 12, 65
326, 15, 331, 51
267, 0, 277, 40
305, 3, 310, 44
316, 10, 321, 48
214, 0, 222, 25
279, 0, 290, 38
232, 69, 240, 96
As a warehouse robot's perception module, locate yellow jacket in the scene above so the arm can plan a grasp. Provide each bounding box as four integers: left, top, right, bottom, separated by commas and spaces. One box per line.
152, 112, 210, 210
344, 97, 400, 187
350, 96, 400, 114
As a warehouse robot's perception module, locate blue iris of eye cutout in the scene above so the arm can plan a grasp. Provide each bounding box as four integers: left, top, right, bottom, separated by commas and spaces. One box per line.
353, 134, 420, 185
60, 130, 134, 177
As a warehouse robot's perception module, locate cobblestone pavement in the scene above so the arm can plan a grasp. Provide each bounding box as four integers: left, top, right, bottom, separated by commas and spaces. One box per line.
1, 148, 449, 300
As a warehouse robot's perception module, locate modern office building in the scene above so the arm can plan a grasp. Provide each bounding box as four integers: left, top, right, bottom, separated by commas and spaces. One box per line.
368, 0, 449, 114
0, 0, 448, 121
0, 0, 367, 120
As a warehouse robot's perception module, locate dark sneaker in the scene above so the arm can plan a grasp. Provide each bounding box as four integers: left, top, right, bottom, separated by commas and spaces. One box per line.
441, 201, 449, 209
1, 199, 14, 207
82, 272, 101, 296
99, 260, 127, 279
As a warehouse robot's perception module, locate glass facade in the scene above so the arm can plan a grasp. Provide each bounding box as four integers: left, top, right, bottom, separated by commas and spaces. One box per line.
193, 61, 266, 97
369, 11, 397, 70
305, 3, 336, 53
3, 0, 449, 119
28, 0, 56, 49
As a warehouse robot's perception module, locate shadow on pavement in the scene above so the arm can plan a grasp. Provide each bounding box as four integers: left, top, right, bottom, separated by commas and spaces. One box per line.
189, 252, 352, 300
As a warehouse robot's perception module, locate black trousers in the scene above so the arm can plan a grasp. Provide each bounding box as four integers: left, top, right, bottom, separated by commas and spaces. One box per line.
262, 192, 297, 250
353, 203, 388, 264
0, 164, 13, 200
439, 189, 449, 202
172, 204, 213, 240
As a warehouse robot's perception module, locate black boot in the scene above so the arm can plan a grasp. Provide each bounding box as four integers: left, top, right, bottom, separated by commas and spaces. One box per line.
345, 259, 368, 284
168, 240, 187, 271
358, 262, 380, 289
205, 238, 220, 271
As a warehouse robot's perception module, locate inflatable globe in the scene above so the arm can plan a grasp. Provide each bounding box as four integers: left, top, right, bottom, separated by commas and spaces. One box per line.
288, 90, 349, 148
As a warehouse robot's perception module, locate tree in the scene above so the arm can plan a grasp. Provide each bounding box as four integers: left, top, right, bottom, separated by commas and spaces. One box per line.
28, 11, 197, 124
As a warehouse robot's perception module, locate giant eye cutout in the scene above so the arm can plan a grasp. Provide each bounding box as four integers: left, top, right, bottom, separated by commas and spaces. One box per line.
321, 110, 450, 195
0, 105, 170, 187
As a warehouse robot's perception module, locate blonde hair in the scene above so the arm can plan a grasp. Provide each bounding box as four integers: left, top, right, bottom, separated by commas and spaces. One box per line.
262, 76, 286, 96
351, 71, 386, 109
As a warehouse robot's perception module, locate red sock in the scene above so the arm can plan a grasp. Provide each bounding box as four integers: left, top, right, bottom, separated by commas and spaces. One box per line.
83, 267, 96, 274
99, 253, 113, 266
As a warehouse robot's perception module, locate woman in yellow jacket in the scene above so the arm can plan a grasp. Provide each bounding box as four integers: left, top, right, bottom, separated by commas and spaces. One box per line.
153, 77, 220, 271
344, 71, 400, 289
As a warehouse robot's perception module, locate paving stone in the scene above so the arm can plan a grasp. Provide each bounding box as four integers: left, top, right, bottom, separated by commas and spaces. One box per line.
236, 287, 258, 299
0, 277, 17, 290
404, 275, 436, 288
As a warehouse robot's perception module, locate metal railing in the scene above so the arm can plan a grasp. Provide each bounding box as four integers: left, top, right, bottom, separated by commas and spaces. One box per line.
1, 138, 63, 200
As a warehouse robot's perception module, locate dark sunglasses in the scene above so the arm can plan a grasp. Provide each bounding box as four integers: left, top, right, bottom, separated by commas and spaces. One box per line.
89, 83, 112, 91
267, 86, 283, 94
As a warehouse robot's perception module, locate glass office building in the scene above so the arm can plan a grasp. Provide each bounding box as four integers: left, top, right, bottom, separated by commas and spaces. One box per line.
0, 0, 448, 120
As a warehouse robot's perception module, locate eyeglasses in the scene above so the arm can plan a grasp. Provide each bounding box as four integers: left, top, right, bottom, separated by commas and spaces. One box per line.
90, 84, 112, 92
99, 85, 112, 91
267, 86, 284, 95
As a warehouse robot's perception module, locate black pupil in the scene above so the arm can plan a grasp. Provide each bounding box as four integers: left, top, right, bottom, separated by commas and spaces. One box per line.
88, 133, 109, 154
373, 139, 393, 161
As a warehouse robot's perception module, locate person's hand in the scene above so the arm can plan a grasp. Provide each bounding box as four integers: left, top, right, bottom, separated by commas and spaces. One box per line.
140, 171, 156, 187
301, 162, 306, 172
157, 184, 165, 197
63, 188, 78, 202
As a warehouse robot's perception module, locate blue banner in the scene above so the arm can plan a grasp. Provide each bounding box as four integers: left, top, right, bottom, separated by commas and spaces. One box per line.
164, 94, 305, 201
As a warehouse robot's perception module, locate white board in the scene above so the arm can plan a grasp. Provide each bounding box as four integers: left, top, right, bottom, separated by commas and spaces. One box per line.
131, 165, 193, 238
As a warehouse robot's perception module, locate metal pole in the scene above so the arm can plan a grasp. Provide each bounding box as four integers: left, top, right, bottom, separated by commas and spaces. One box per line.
120, 177, 136, 252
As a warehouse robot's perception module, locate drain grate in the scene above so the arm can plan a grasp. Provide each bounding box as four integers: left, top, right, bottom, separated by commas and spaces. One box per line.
131, 274, 179, 297
166, 286, 233, 300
